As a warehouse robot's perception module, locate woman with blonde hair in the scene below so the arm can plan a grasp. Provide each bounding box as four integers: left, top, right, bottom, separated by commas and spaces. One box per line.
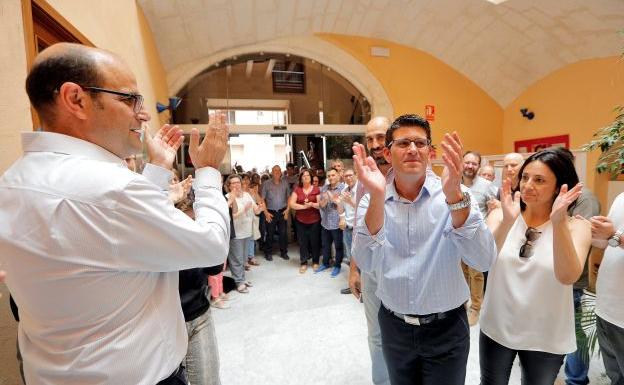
226, 174, 262, 293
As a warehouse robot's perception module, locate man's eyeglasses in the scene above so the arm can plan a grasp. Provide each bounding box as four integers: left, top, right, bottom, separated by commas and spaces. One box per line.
519, 227, 542, 259
82, 86, 144, 114
388, 138, 431, 149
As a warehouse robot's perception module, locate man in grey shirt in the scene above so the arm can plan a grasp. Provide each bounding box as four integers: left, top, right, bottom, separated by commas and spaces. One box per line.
261, 165, 290, 261
461, 151, 497, 326
560, 148, 601, 385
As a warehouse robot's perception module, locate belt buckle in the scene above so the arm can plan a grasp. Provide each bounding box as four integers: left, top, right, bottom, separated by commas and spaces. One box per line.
403, 315, 421, 326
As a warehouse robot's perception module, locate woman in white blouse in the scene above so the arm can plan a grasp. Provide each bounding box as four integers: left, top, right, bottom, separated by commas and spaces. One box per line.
225, 174, 262, 293
480, 148, 591, 385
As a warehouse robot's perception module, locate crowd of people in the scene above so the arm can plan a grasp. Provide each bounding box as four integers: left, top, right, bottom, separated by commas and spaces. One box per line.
215, 159, 359, 281
0, 42, 623, 385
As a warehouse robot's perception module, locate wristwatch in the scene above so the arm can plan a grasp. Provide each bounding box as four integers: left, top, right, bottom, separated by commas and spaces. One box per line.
608, 228, 624, 248
446, 192, 471, 211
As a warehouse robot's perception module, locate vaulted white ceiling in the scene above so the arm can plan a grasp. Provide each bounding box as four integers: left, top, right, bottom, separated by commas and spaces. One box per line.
138, 0, 624, 107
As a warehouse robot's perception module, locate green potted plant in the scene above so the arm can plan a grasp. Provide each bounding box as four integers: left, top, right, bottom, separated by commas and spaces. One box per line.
578, 41, 624, 366
582, 105, 624, 178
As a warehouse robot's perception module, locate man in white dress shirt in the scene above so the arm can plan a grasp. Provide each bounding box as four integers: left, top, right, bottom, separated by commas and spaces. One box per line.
0, 43, 230, 385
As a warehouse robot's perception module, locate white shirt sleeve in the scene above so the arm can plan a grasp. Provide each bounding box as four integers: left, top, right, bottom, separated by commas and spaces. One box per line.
108, 166, 230, 272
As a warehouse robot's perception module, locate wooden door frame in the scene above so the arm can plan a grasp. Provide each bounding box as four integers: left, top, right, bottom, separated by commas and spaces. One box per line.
21, 0, 94, 68
20, 0, 94, 128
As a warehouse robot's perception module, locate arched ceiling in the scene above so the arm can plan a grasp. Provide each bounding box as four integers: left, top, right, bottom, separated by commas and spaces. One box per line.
138, 0, 624, 107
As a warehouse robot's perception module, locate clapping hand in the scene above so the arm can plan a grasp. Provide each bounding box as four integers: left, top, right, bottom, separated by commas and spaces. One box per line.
352, 142, 386, 198
590, 215, 615, 241
0, 269, 5, 299
487, 197, 501, 213
440, 132, 464, 203
189, 112, 229, 169
145, 124, 184, 169
169, 175, 193, 204
500, 177, 521, 224
550, 183, 583, 224
331, 192, 341, 205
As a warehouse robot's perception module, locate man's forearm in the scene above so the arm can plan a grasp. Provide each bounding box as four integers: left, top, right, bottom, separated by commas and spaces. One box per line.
350, 257, 358, 274
364, 193, 384, 235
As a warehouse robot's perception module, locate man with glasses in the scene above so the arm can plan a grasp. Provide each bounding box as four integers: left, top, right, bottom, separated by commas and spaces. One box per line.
339, 168, 358, 266
352, 114, 496, 385
0, 43, 230, 385
262, 165, 290, 261
340, 116, 392, 385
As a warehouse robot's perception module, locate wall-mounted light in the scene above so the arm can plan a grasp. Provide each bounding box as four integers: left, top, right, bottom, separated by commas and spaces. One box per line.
156, 97, 182, 124
156, 97, 182, 114
520, 108, 535, 120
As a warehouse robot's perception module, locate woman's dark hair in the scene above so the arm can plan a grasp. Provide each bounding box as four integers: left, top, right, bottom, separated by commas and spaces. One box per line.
514, 148, 579, 211
298, 168, 313, 187
386, 114, 431, 146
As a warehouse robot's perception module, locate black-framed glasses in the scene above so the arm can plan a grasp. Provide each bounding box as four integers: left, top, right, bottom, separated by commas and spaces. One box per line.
82, 86, 144, 114
388, 137, 431, 149
519, 227, 542, 259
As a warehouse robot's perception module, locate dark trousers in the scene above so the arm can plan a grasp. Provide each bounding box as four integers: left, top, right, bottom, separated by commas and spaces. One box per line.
321, 227, 344, 267
378, 304, 469, 385
296, 220, 321, 265
155, 365, 187, 385
564, 289, 590, 385
258, 212, 266, 250
264, 208, 288, 257
480, 331, 564, 385
597, 315, 624, 385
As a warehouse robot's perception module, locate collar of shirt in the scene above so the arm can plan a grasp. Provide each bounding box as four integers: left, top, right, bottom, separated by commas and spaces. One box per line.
21, 131, 126, 166
385, 171, 439, 203
323, 182, 344, 192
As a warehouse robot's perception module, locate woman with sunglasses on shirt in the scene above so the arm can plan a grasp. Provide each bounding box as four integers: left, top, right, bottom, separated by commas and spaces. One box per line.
479, 148, 591, 385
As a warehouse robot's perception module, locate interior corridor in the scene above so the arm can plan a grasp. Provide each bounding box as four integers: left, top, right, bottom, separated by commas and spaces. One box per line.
213, 245, 609, 385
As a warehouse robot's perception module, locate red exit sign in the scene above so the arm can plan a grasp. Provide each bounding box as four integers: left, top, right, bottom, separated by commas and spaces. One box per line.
425, 105, 435, 121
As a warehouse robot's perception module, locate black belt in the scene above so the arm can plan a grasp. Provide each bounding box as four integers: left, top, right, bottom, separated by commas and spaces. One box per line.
156, 364, 186, 385
383, 303, 461, 326
269, 207, 287, 213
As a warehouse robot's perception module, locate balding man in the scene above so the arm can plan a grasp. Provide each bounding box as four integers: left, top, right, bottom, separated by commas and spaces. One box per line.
342, 116, 391, 385
478, 164, 496, 183
0, 43, 230, 385
502, 152, 524, 188
487, 152, 525, 213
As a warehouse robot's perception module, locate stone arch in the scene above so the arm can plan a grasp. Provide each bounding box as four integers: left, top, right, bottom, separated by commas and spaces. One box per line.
167, 35, 393, 119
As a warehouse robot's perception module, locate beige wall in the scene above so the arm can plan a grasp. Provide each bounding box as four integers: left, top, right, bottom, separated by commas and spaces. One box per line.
0, 0, 169, 174
0, 0, 33, 173
320, 34, 504, 156
503, 57, 624, 212
177, 58, 361, 125
46, 0, 169, 126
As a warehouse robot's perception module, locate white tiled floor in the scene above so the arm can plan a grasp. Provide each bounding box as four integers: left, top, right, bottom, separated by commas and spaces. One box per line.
213, 245, 610, 385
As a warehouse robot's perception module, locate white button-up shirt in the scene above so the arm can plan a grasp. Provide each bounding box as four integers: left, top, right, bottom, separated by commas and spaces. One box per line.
0, 132, 230, 385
